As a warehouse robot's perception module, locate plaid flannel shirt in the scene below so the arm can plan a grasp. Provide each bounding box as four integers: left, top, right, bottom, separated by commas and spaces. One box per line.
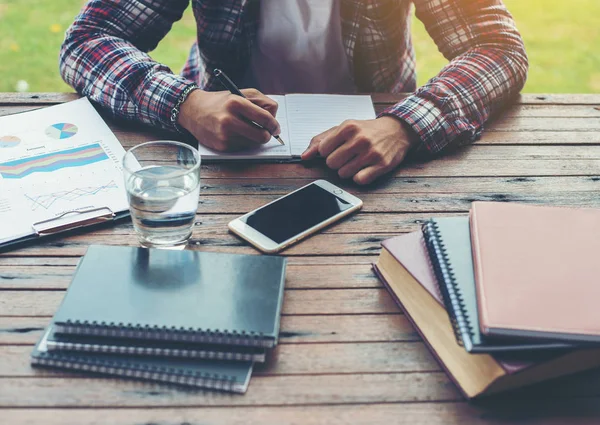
59, 0, 528, 155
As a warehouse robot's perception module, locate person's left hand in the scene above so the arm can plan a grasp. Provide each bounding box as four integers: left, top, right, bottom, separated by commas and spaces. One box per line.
301, 116, 418, 185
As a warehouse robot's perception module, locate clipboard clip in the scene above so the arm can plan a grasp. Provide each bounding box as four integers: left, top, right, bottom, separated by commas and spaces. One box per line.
32, 207, 116, 236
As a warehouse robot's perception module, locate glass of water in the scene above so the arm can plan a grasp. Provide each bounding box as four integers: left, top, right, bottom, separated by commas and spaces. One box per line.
122, 141, 201, 248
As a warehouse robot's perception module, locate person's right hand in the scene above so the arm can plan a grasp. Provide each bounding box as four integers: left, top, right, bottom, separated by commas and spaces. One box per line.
177, 88, 281, 152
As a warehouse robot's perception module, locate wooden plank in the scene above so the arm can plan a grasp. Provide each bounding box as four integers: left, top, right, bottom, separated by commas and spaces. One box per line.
0, 342, 438, 377
486, 117, 600, 132
0, 255, 378, 267
194, 192, 600, 215
0, 314, 415, 346
194, 160, 600, 179
0, 263, 382, 290
0, 233, 390, 257
2, 367, 600, 408
199, 176, 600, 195
0, 374, 460, 407
3, 92, 600, 105
2, 402, 600, 425
476, 131, 600, 145
0, 288, 400, 317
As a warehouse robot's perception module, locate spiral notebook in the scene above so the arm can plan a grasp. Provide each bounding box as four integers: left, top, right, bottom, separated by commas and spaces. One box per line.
32, 327, 253, 393
46, 328, 267, 363
52, 245, 287, 348
421, 217, 570, 353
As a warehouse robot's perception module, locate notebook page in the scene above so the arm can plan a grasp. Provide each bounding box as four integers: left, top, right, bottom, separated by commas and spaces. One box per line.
194, 95, 292, 160
285, 94, 377, 157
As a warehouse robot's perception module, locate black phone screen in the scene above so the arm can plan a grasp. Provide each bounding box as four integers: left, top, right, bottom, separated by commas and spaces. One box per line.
241, 184, 354, 244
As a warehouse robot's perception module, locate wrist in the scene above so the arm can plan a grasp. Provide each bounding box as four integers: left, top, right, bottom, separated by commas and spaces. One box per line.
378, 116, 420, 148
171, 84, 199, 133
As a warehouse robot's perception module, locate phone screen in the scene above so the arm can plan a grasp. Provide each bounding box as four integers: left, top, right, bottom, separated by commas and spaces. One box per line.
241, 184, 354, 244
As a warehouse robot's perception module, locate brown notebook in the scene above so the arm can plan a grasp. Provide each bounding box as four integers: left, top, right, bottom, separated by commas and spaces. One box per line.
470, 202, 600, 344
374, 231, 600, 399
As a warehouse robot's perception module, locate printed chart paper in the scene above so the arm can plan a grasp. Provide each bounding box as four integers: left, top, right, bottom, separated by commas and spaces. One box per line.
0, 98, 129, 245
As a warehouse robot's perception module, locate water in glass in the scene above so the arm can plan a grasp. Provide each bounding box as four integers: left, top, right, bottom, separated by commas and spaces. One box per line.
126, 165, 200, 247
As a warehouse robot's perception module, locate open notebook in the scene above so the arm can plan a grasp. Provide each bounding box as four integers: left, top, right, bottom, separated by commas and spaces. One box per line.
195, 94, 377, 160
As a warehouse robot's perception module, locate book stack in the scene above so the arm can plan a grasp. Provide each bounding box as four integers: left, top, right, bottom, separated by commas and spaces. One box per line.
31, 245, 287, 394
374, 201, 600, 399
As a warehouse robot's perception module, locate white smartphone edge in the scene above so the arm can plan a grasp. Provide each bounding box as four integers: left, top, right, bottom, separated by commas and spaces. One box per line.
228, 180, 363, 254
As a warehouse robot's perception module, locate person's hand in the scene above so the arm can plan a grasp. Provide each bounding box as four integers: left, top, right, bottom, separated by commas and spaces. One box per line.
178, 88, 281, 152
301, 117, 417, 185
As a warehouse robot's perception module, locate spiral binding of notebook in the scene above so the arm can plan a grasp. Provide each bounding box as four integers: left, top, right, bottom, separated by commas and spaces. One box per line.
422, 220, 474, 347
46, 334, 267, 362
31, 328, 253, 393
53, 321, 273, 348
32, 354, 247, 393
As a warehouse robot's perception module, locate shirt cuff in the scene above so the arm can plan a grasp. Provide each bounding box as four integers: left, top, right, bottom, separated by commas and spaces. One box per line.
138, 71, 197, 132
379, 95, 480, 156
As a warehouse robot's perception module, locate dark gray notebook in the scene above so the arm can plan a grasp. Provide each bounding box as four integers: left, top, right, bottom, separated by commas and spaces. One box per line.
47, 328, 267, 363
32, 327, 253, 393
53, 245, 287, 348
422, 217, 571, 353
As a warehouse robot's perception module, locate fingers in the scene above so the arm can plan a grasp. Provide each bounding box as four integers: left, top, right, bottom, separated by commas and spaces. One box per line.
226, 96, 281, 136
228, 116, 272, 144
318, 120, 360, 158
353, 164, 390, 185
240, 88, 279, 117
336, 153, 372, 180
301, 126, 337, 160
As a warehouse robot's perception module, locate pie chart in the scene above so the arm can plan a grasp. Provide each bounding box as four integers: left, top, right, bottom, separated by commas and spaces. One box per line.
45, 123, 78, 140
0, 135, 21, 148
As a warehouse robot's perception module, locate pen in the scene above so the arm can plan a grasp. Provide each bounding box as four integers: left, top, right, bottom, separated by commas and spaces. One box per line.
213, 68, 285, 146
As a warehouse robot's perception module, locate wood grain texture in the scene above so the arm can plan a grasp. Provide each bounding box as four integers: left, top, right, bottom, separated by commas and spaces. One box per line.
2, 403, 600, 425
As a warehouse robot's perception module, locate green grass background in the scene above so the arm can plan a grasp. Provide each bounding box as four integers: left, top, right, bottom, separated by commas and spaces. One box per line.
1, 0, 599, 93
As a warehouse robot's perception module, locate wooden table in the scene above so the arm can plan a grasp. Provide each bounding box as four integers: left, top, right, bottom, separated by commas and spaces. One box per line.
1, 93, 600, 425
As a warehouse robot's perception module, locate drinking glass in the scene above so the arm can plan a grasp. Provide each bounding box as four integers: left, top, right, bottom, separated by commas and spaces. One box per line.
122, 141, 201, 248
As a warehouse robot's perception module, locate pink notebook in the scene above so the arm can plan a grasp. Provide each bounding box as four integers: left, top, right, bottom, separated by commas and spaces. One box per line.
470, 202, 600, 343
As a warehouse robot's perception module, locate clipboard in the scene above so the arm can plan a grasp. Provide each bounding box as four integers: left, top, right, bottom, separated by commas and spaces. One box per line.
0, 206, 130, 252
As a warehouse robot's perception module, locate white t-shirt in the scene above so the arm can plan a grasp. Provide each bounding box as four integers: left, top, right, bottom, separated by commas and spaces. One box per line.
244, 0, 356, 93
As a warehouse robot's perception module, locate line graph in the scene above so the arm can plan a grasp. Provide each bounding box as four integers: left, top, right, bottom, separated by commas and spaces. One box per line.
25, 181, 119, 211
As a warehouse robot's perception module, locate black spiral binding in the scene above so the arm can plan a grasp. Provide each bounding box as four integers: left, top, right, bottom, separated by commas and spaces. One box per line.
33, 350, 240, 392
47, 340, 262, 362
54, 321, 272, 348
422, 220, 473, 347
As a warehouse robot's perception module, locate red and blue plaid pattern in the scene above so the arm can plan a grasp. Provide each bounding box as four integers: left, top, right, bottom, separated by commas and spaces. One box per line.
59, 0, 528, 155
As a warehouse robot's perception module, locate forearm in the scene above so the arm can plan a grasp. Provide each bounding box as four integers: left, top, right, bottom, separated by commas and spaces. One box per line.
59, 0, 192, 131
387, 0, 528, 155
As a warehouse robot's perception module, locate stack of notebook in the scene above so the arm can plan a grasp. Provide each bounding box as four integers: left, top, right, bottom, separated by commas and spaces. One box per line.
31, 245, 287, 394
374, 201, 600, 398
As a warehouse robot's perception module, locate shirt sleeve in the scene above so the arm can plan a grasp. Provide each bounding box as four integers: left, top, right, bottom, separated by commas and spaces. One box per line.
380, 0, 529, 156
59, 0, 194, 132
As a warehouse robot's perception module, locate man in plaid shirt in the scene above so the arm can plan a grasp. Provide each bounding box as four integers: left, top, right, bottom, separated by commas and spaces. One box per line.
60, 0, 527, 185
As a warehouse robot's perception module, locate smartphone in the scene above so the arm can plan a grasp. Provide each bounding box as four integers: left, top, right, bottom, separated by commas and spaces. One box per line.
228, 180, 363, 253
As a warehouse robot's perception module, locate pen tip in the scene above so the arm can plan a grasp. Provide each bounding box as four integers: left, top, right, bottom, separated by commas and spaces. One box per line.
275, 135, 285, 145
